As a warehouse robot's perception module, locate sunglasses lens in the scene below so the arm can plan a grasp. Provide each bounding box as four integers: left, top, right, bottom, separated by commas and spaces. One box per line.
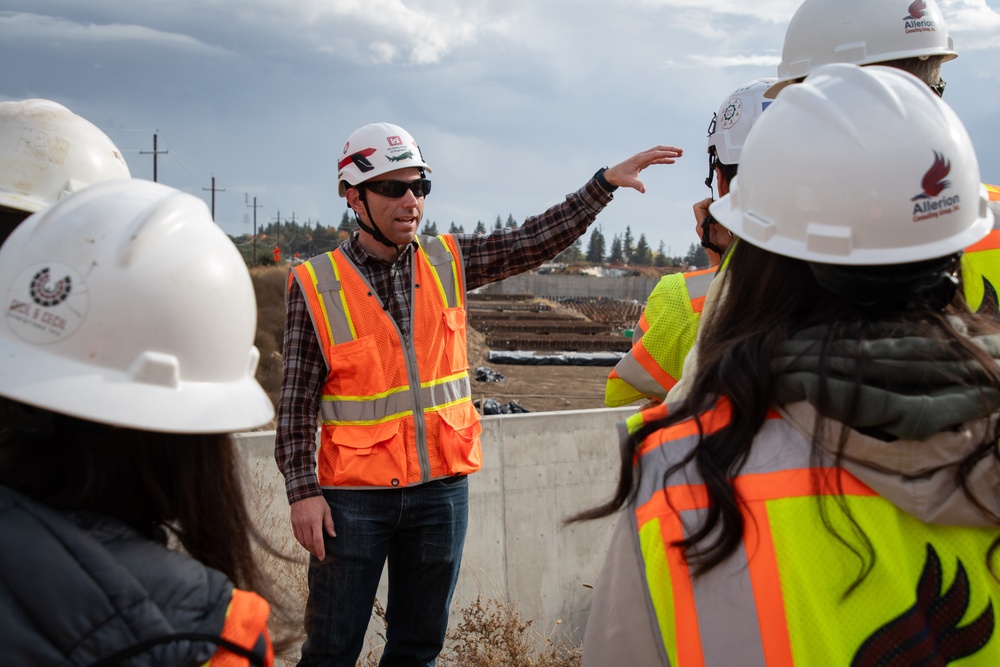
366, 179, 431, 198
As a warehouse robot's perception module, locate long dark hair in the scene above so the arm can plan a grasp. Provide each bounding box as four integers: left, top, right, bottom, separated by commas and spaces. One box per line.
573, 242, 1000, 581
0, 403, 299, 648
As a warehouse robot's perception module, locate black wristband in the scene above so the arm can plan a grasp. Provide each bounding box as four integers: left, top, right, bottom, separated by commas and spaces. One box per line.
594, 167, 618, 193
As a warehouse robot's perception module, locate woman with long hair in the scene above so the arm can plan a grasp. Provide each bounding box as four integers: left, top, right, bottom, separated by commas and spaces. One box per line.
579, 64, 1000, 665
0, 179, 294, 666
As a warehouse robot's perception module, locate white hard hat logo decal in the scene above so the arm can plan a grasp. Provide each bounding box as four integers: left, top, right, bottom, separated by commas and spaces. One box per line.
30, 267, 72, 307
721, 98, 742, 130
6, 261, 87, 344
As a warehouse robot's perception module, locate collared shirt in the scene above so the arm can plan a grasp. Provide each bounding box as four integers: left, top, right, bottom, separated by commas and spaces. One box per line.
275, 177, 613, 503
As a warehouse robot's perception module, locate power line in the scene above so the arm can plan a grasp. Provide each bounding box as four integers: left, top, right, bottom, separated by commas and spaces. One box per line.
203, 175, 226, 221
138, 130, 168, 182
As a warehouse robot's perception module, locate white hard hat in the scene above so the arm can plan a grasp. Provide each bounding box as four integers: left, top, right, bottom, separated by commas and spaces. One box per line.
766, 0, 957, 99
337, 122, 431, 197
0, 179, 274, 433
711, 64, 992, 266
0, 99, 131, 214
708, 78, 778, 165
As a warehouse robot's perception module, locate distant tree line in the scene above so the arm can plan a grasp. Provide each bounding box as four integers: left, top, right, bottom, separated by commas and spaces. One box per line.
229, 212, 709, 270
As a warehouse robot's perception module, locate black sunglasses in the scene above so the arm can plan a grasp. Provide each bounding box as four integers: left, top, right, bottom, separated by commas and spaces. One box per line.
363, 178, 432, 198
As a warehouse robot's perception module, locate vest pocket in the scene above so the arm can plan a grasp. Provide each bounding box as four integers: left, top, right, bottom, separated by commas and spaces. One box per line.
437, 402, 483, 475
442, 307, 468, 373
327, 334, 388, 396
328, 420, 406, 486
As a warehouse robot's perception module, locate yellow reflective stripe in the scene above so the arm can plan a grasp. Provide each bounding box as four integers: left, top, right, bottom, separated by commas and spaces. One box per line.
323, 411, 413, 426
639, 517, 679, 666
625, 410, 647, 435
323, 383, 410, 403
424, 395, 473, 414
422, 370, 468, 388
425, 236, 452, 307
303, 261, 337, 347
320, 374, 470, 423
330, 254, 358, 342
440, 234, 462, 308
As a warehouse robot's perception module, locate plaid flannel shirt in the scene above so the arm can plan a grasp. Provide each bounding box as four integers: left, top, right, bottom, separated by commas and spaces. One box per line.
275, 176, 614, 503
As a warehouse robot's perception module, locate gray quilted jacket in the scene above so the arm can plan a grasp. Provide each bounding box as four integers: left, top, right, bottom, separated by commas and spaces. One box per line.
0, 485, 234, 666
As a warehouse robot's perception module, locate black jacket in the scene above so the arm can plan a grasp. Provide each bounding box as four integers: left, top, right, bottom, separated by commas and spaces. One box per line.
0, 485, 234, 666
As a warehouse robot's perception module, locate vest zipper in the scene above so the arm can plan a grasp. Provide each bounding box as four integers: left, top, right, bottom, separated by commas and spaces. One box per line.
402, 326, 431, 483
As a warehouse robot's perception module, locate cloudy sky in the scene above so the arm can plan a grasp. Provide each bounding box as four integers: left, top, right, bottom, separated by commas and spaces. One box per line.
2, 0, 998, 259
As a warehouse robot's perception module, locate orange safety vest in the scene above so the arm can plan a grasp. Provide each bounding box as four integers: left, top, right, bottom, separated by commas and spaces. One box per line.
291, 234, 482, 489
605, 268, 715, 406
206, 589, 273, 667
630, 399, 1000, 665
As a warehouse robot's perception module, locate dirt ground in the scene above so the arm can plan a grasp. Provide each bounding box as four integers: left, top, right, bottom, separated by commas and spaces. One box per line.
465, 326, 614, 414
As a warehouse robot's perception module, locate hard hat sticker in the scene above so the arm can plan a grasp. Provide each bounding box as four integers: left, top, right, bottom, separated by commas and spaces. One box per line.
720, 98, 742, 130
6, 261, 87, 344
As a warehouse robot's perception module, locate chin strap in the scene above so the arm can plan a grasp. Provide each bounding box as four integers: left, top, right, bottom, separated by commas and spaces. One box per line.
354, 190, 400, 251
700, 211, 725, 257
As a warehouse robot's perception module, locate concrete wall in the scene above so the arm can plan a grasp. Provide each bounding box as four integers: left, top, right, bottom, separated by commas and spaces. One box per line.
479, 273, 662, 302
237, 405, 635, 659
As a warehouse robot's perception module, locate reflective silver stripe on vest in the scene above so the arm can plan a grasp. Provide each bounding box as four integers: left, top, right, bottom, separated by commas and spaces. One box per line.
308, 251, 355, 345
632, 416, 813, 512
684, 269, 715, 301
614, 351, 668, 398
319, 373, 471, 423
630, 412, 818, 664
682, 507, 767, 666
420, 235, 459, 308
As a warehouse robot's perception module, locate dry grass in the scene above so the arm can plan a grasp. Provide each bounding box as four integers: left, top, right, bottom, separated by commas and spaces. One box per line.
357, 595, 582, 667
250, 266, 291, 426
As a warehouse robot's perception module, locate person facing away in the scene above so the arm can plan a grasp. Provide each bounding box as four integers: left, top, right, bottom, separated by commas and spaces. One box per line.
274, 120, 682, 666
578, 63, 1000, 665
666, 0, 1000, 406
605, 78, 775, 407
0, 179, 290, 666
0, 98, 131, 249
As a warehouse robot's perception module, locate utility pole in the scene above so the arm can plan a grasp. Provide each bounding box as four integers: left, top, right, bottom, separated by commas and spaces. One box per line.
246, 194, 262, 267
203, 175, 225, 221
274, 211, 281, 247
139, 131, 168, 182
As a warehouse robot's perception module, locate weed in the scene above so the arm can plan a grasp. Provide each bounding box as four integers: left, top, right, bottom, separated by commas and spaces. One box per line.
356, 595, 582, 667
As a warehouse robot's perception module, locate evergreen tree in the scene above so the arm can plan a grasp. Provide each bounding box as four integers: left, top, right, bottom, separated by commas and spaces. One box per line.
654, 240, 669, 267
554, 238, 584, 263
420, 220, 439, 235
494, 216, 503, 231
684, 243, 710, 269
474, 220, 487, 234
585, 227, 606, 264
338, 210, 358, 232
634, 234, 652, 266
608, 235, 624, 264
622, 226, 635, 265
448, 222, 465, 233
505, 214, 518, 229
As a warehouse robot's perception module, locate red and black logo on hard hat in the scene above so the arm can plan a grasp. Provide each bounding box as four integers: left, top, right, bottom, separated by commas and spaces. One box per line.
338, 147, 377, 174
852, 544, 994, 665
912, 151, 959, 222
906, 0, 928, 20
904, 0, 938, 33
29, 267, 72, 307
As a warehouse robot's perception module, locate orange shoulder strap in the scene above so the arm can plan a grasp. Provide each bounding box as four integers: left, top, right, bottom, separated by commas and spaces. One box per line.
207, 589, 273, 667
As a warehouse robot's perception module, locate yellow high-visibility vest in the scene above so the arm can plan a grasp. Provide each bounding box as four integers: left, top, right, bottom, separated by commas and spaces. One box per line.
631, 399, 1000, 665
605, 268, 715, 407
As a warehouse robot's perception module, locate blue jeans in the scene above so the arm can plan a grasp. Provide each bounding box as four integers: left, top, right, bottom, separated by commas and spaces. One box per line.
297, 476, 469, 667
